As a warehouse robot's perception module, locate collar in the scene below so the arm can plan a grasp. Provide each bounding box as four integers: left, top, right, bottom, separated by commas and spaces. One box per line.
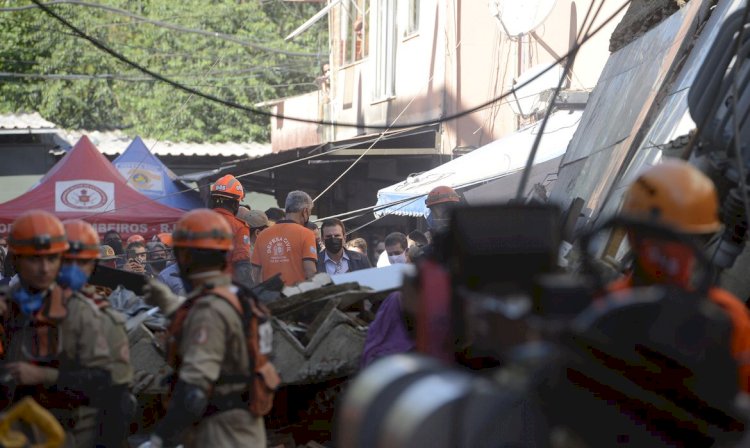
276, 219, 298, 225
213, 208, 234, 217
324, 250, 350, 264
187, 271, 231, 297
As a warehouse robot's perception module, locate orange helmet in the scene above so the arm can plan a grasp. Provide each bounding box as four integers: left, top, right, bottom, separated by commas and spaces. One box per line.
425, 186, 460, 208
621, 159, 721, 234
210, 174, 245, 201
9, 210, 69, 256
126, 234, 145, 246
62, 219, 101, 260
173, 209, 233, 251
156, 232, 173, 247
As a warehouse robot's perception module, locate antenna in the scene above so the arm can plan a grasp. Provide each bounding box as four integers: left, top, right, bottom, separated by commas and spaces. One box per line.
489, 0, 557, 38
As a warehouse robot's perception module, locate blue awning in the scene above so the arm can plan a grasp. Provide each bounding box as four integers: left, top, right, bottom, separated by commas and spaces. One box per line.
374, 110, 582, 217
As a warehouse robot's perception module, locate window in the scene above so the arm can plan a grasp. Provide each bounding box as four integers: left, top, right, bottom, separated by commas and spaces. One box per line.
406, 0, 419, 35
373, 0, 397, 100
341, 0, 370, 64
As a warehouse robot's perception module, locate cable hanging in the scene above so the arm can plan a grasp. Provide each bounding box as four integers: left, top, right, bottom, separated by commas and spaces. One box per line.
30, 0, 631, 130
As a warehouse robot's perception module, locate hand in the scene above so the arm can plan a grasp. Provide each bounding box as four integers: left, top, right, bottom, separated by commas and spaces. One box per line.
6, 362, 48, 386
143, 279, 184, 316
127, 259, 146, 273
0, 297, 7, 316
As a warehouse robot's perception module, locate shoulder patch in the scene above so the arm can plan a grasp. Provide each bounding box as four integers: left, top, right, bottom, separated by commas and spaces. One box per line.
192, 326, 209, 345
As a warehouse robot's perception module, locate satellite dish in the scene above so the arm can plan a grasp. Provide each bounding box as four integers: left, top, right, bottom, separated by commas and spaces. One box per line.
489, 0, 557, 37
508, 63, 563, 116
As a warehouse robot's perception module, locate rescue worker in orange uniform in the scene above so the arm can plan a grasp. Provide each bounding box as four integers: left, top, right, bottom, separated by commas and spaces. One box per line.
209, 174, 252, 286
58, 219, 134, 447
141, 209, 274, 448
610, 159, 750, 392
0, 210, 112, 447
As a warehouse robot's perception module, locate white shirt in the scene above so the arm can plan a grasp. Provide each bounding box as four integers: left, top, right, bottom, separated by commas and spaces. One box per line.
376, 250, 390, 267
324, 251, 351, 275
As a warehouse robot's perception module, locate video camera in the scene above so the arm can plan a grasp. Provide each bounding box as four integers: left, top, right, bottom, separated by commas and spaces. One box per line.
338, 203, 749, 448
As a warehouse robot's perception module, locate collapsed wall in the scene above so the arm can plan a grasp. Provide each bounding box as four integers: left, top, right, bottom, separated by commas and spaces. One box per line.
610, 0, 689, 52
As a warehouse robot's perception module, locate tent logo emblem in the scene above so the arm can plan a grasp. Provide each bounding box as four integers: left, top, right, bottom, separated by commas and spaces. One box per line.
131, 172, 150, 186
61, 183, 108, 210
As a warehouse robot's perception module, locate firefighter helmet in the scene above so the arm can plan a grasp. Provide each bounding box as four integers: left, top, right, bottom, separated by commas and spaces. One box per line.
9, 210, 69, 256
156, 232, 173, 247
172, 209, 234, 251
210, 174, 245, 201
126, 234, 145, 246
425, 186, 460, 208
62, 220, 101, 260
621, 159, 721, 234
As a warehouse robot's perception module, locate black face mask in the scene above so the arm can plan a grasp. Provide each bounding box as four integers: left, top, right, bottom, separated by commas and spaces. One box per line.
324, 237, 343, 254
151, 259, 168, 272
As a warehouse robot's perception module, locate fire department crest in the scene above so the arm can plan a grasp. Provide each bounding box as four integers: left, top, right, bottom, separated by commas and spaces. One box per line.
55, 180, 115, 213
61, 183, 108, 209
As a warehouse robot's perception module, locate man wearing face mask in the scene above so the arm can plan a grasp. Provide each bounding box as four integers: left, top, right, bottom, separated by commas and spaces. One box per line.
316, 218, 371, 275
0, 211, 112, 447
147, 241, 170, 277
237, 208, 269, 261
424, 185, 462, 233
384, 232, 408, 265
58, 219, 134, 448
251, 190, 318, 286
103, 230, 125, 268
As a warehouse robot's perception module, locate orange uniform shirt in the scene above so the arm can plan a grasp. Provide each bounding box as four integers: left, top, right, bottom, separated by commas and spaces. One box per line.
214, 208, 251, 265
608, 276, 750, 392
250, 220, 318, 286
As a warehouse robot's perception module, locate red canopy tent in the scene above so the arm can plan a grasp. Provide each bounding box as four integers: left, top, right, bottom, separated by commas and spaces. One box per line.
0, 136, 184, 238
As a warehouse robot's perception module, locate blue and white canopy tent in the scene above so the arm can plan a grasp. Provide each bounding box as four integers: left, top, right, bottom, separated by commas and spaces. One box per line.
374, 110, 583, 218
113, 136, 204, 210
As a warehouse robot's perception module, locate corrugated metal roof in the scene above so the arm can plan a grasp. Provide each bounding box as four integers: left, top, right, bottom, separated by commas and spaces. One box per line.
56, 129, 272, 158
0, 113, 57, 132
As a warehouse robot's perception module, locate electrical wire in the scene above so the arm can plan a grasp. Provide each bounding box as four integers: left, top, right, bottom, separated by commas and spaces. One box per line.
30, 0, 632, 130
3, 0, 323, 58
514, 0, 597, 200
25, 0, 629, 223
312, 45, 447, 203
111, 54, 229, 213
73, 126, 419, 220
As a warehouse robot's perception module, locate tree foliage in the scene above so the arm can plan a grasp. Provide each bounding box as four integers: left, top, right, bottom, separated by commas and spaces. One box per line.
0, 0, 328, 142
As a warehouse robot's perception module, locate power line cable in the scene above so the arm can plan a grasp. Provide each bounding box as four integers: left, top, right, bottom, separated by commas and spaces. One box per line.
73, 126, 419, 220
3, 0, 323, 58
30, 0, 631, 129
514, 0, 601, 200
32, 0, 628, 222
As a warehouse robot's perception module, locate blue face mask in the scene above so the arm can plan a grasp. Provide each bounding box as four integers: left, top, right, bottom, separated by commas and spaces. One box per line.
13, 287, 44, 316
57, 264, 88, 292
425, 210, 450, 232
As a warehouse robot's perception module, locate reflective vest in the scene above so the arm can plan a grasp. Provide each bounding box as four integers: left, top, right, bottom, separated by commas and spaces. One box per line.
166, 283, 279, 417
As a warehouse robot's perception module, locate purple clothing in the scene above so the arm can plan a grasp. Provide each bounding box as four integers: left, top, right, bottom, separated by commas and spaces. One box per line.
361, 291, 416, 368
